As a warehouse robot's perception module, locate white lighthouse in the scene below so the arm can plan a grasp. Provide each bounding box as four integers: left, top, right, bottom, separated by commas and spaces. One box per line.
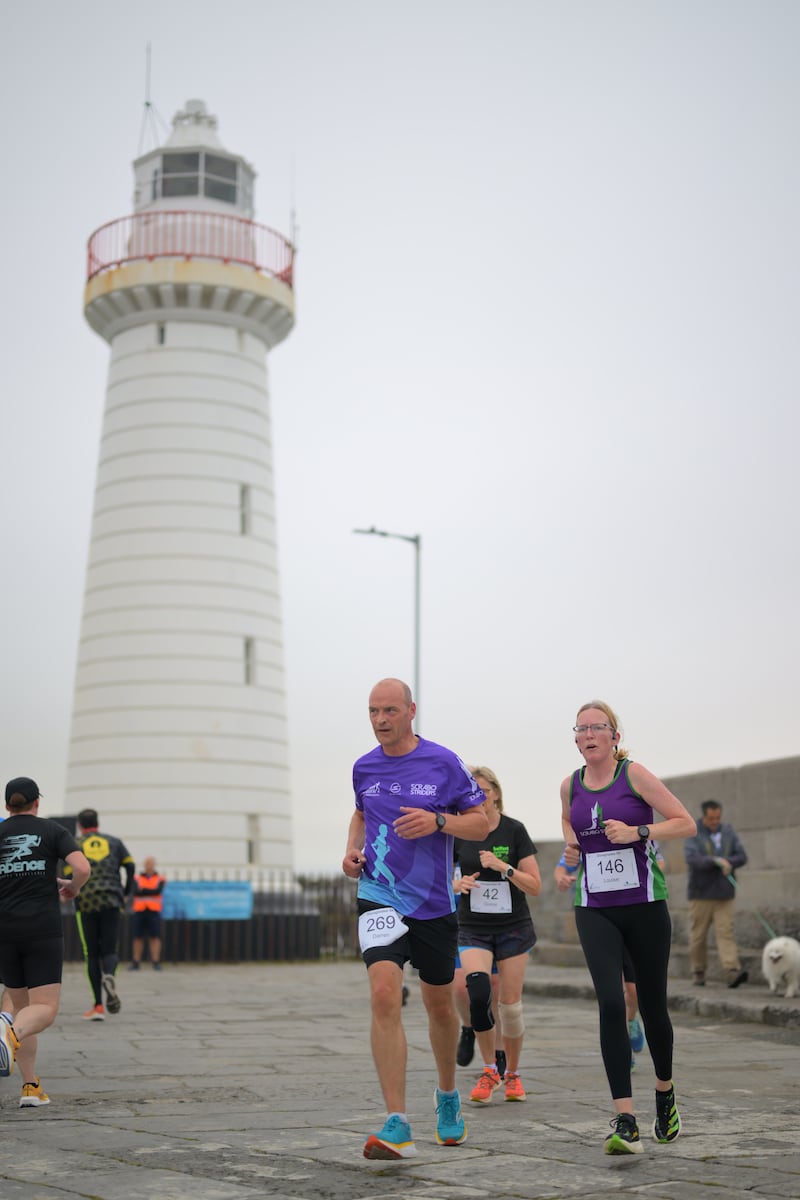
65, 100, 296, 875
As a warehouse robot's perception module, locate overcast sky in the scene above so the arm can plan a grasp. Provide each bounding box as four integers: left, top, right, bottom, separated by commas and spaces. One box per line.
3, 1, 798, 871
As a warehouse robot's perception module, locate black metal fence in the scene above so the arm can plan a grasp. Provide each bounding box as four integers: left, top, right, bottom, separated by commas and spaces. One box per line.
62, 872, 361, 964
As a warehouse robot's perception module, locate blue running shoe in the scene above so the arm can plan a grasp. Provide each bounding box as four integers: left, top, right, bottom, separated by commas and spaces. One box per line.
628, 1016, 645, 1053
434, 1088, 467, 1146
363, 1114, 417, 1160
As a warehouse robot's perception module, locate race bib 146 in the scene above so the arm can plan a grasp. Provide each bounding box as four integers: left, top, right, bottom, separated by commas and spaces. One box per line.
585, 847, 639, 893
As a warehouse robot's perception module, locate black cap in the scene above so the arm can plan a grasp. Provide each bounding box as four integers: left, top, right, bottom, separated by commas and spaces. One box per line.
5, 777, 41, 807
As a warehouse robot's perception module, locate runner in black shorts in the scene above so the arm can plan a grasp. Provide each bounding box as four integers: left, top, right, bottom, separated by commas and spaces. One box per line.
0, 777, 90, 1106
358, 901, 458, 985
343, 678, 489, 1160
454, 765, 541, 1105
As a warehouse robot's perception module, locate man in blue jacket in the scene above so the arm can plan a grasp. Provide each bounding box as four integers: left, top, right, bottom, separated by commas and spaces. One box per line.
684, 800, 748, 988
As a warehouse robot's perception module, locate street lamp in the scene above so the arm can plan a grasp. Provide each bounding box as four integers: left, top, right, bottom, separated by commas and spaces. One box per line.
353, 525, 422, 725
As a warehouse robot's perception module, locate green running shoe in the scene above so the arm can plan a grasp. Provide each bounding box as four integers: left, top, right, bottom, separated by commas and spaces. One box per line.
604, 1112, 643, 1155
653, 1085, 681, 1143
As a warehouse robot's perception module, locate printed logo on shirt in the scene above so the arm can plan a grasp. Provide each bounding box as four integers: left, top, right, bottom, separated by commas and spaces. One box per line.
579, 801, 607, 839
410, 784, 437, 797
369, 824, 401, 901
390, 783, 402, 794
364, 783, 381, 796
82, 835, 112, 863
0, 833, 46, 874
491, 843, 510, 862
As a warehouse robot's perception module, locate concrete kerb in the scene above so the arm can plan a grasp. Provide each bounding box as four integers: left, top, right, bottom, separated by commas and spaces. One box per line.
524, 962, 800, 1030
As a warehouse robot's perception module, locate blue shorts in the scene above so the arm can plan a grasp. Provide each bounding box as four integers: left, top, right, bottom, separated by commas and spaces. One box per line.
457, 923, 537, 962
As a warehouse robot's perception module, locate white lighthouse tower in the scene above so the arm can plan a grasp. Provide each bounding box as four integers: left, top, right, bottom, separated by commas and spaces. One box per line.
65, 100, 296, 875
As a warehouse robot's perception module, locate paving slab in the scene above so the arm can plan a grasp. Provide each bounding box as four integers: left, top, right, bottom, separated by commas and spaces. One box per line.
0, 959, 797, 1199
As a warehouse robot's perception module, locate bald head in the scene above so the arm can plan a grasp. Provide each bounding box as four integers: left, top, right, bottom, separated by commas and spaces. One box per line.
371, 677, 413, 706
368, 678, 417, 756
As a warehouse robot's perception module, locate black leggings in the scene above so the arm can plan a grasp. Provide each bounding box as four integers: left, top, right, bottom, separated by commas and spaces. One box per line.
76, 909, 121, 1005
575, 901, 673, 1099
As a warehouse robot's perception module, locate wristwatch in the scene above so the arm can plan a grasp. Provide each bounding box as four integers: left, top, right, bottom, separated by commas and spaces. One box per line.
503, 867, 515, 880
637, 824, 650, 841
435, 813, 447, 830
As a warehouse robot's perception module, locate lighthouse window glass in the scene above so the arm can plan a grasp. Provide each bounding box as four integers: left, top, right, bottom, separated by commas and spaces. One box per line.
204, 154, 237, 203
161, 152, 200, 197
246, 814, 260, 865
244, 637, 256, 685
239, 484, 251, 535
239, 170, 253, 213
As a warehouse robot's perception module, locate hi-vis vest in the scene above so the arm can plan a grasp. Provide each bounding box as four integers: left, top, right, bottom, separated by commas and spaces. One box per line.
132, 873, 165, 913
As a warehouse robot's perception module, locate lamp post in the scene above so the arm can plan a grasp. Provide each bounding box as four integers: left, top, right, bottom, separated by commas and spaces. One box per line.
353, 525, 422, 725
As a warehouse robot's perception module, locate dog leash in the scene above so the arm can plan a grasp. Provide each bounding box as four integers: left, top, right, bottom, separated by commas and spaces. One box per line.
726, 872, 779, 940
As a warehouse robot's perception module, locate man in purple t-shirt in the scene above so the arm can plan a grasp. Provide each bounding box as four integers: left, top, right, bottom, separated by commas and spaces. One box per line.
343, 678, 489, 1161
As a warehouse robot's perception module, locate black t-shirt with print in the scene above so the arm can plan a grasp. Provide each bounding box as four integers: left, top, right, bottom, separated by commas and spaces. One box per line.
454, 812, 537, 932
0, 814, 78, 941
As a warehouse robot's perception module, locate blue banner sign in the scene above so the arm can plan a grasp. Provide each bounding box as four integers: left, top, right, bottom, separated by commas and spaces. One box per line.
161, 880, 254, 920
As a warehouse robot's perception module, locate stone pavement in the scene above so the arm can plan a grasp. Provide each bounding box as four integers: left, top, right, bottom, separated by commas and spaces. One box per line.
1, 959, 798, 1200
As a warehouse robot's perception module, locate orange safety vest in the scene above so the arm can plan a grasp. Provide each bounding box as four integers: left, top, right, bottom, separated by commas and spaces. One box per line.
132, 873, 166, 912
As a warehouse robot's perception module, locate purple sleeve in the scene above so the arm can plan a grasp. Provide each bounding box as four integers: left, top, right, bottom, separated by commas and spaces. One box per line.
453, 756, 486, 812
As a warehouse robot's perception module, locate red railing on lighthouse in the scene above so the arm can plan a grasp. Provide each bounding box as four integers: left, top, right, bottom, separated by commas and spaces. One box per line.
86, 210, 295, 288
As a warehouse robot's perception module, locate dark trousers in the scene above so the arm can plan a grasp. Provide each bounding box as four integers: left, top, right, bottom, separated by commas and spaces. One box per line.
76, 908, 121, 1005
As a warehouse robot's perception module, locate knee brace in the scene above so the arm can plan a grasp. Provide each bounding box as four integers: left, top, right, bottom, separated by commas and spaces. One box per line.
498, 999, 525, 1039
466, 971, 494, 1032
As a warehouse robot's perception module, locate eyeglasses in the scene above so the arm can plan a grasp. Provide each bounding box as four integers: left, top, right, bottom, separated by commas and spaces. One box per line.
573, 722, 614, 735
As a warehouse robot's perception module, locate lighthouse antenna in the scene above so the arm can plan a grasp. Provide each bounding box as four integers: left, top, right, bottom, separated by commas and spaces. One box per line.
137, 42, 169, 156
290, 152, 299, 247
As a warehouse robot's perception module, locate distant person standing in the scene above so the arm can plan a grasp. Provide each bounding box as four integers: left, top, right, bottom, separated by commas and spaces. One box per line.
129, 857, 166, 971
70, 809, 135, 1020
684, 800, 748, 988
0, 777, 90, 1105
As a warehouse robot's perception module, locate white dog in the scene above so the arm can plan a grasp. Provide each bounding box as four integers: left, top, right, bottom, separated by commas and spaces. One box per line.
761, 936, 800, 1000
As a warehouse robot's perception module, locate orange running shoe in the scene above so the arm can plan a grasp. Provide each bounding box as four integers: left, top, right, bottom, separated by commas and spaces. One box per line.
20, 1078, 51, 1108
504, 1072, 527, 1102
470, 1067, 502, 1104
82, 1004, 105, 1021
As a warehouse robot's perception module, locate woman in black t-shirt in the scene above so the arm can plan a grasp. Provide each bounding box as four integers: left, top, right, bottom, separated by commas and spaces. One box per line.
453, 766, 541, 1105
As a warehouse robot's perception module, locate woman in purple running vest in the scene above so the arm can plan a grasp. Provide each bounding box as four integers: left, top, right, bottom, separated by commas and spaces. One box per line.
560, 700, 695, 1156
